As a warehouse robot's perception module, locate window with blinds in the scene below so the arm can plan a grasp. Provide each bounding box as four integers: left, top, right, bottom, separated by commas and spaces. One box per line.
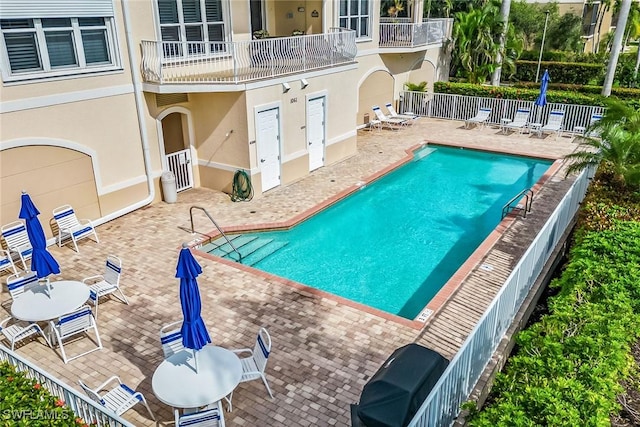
1, 16, 118, 81
157, 0, 227, 58
338, 0, 370, 39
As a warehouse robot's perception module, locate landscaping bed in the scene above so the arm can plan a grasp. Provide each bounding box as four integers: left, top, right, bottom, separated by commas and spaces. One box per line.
465, 168, 640, 426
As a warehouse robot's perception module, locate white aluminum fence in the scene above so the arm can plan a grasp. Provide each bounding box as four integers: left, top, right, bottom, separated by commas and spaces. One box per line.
400, 91, 604, 134
408, 166, 594, 427
379, 19, 452, 47
141, 28, 357, 84
0, 345, 134, 427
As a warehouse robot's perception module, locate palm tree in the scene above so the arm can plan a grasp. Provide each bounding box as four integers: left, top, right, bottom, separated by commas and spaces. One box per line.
564, 100, 640, 188
602, 0, 632, 96
451, 1, 502, 83
491, 0, 512, 86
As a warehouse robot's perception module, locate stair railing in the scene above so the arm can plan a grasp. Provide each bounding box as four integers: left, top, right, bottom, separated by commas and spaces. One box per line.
501, 188, 534, 219
186, 206, 242, 262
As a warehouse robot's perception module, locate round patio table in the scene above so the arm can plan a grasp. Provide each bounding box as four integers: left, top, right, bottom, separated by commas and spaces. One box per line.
152, 345, 243, 409
11, 280, 90, 322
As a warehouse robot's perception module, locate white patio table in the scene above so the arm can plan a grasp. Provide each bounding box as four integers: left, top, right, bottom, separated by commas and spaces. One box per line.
152, 345, 242, 409
11, 280, 90, 322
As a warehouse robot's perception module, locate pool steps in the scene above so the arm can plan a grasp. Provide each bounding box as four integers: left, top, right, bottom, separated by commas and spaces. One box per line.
202, 234, 288, 266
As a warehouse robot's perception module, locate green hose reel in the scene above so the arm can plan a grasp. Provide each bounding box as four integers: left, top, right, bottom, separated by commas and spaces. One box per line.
231, 169, 254, 202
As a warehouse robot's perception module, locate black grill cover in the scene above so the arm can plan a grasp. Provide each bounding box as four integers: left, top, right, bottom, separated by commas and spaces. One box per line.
355, 343, 449, 427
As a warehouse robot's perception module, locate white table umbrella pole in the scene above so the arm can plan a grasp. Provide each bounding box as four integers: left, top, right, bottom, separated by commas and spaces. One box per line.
194, 349, 199, 373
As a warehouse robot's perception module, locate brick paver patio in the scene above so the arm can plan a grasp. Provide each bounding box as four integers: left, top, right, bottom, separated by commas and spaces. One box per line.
1, 118, 580, 426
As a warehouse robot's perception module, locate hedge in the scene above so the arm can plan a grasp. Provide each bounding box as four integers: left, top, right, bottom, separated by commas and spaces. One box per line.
433, 81, 603, 106
510, 82, 640, 102
467, 218, 640, 426
465, 168, 640, 427
518, 50, 603, 64
513, 60, 604, 85
433, 82, 640, 109
0, 362, 95, 427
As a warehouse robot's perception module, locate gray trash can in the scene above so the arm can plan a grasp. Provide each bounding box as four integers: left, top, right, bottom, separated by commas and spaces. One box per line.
161, 171, 177, 203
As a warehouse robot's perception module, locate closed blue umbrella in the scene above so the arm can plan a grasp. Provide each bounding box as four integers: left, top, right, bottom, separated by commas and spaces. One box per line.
18, 192, 60, 282
176, 243, 211, 372
534, 69, 550, 124
535, 69, 550, 107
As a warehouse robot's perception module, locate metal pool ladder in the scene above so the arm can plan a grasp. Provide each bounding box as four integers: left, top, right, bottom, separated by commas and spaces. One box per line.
181, 206, 242, 262
501, 188, 534, 219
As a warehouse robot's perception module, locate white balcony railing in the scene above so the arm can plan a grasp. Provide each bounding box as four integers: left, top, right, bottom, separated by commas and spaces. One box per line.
141, 28, 357, 84
379, 18, 452, 48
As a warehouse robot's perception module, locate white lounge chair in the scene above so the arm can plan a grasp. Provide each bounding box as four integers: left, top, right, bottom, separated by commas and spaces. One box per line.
50, 305, 102, 363
0, 316, 50, 350
52, 204, 99, 252
79, 375, 155, 420
0, 249, 17, 276
372, 105, 408, 129
1, 221, 33, 270
575, 113, 603, 137
226, 327, 274, 411
540, 110, 565, 138
465, 107, 492, 129
175, 406, 225, 427
384, 103, 418, 122
160, 320, 185, 359
501, 108, 531, 134
83, 255, 128, 321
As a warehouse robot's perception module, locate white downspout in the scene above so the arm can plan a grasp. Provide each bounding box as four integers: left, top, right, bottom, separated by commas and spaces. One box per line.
96, 0, 155, 225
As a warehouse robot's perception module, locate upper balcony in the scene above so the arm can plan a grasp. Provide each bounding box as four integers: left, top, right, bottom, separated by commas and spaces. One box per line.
379, 18, 452, 52
141, 28, 357, 88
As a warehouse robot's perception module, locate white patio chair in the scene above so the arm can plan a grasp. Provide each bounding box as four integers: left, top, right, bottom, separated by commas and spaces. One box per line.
52, 204, 99, 252
227, 327, 274, 411
0, 249, 18, 276
384, 102, 418, 122
83, 255, 128, 321
372, 106, 408, 130
79, 375, 155, 420
1, 221, 33, 270
0, 316, 50, 350
160, 320, 185, 359
49, 305, 102, 363
175, 405, 225, 427
501, 108, 531, 134
4, 271, 39, 306
540, 110, 565, 138
464, 107, 492, 129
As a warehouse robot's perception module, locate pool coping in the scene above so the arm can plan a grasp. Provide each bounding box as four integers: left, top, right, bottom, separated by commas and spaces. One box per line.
192, 141, 564, 330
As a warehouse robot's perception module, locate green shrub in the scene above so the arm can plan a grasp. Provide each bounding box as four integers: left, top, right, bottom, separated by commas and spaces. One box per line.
509, 82, 640, 102
433, 81, 603, 106
0, 362, 94, 427
513, 60, 604, 85
433, 82, 640, 109
468, 220, 640, 426
518, 50, 603, 64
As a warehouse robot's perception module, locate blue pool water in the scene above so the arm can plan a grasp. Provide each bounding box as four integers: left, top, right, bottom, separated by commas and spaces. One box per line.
242, 146, 550, 319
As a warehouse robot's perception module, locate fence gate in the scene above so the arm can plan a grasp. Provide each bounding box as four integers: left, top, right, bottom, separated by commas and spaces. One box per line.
165, 149, 193, 192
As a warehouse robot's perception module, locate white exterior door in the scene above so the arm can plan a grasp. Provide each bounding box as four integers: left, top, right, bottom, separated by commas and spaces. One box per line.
256, 107, 281, 192
307, 96, 326, 172
165, 148, 193, 191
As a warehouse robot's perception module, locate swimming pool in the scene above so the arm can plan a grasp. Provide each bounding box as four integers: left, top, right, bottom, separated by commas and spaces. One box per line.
213, 146, 551, 319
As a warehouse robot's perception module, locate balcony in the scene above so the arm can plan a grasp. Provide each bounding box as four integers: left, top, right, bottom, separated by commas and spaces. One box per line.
379, 18, 452, 50
141, 28, 357, 86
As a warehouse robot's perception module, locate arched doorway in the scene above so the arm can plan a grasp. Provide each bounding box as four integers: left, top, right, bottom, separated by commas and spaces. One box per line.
358, 69, 395, 126
158, 108, 194, 192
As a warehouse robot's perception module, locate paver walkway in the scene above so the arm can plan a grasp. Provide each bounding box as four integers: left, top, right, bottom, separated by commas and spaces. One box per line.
1, 118, 581, 426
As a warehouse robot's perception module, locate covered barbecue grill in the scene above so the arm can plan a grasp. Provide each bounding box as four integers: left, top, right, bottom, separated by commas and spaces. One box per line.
352, 343, 449, 427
